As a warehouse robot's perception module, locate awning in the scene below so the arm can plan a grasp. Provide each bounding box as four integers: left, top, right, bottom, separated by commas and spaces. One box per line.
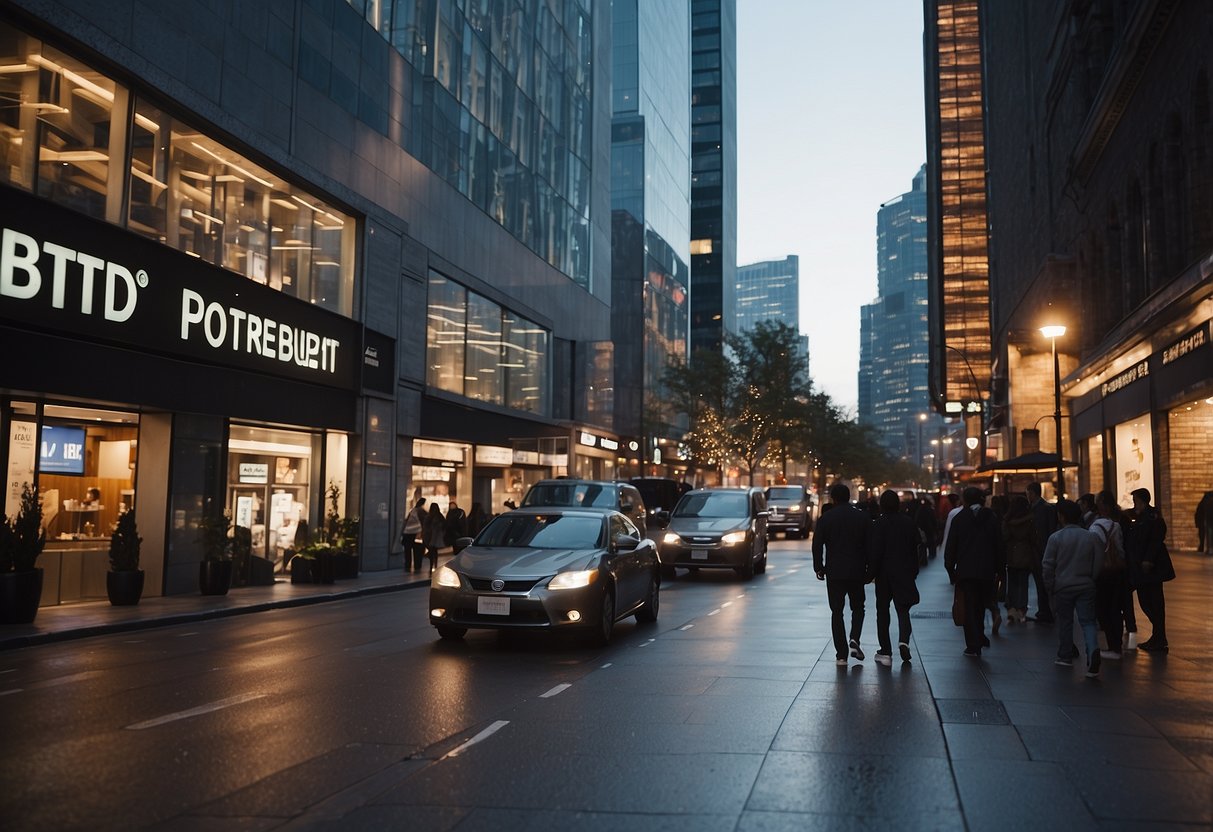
976, 451, 1079, 474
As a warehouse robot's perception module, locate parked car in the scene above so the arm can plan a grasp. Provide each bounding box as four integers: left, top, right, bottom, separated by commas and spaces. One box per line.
765, 484, 813, 538
521, 479, 649, 536
629, 477, 691, 530
658, 487, 768, 580
429, 507, 659, 645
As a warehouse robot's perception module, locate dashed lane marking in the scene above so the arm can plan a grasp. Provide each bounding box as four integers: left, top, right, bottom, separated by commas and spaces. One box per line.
443, 720, 510, 759
0, 689, 22, 697
708, 609, 720, 616
680, 624, 694, 631
721, 601, 733, 608
539, 683, 572, 698
125, 693, 266, 730
176, 632, 199, 638
601, 662, 613, 668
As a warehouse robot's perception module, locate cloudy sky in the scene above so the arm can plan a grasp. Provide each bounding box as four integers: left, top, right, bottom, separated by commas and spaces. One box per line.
736, 2, 928, 411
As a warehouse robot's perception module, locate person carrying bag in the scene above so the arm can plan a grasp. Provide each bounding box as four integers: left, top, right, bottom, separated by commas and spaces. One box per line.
401, 497, 426, 571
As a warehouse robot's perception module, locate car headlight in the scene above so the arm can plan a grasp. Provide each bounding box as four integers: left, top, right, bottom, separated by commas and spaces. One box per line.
547, 569, 599, 590
788, 504, 801, 512
432, 565, 461, 588
721, 531, 747, 545
662, 532, 682, 545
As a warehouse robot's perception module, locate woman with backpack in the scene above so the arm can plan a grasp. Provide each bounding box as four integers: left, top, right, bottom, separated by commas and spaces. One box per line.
1090, 490, 1127, 660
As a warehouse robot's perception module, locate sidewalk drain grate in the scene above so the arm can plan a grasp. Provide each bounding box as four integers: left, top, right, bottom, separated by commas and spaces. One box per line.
936, 699, 1009, 725
911, 610, 954, 619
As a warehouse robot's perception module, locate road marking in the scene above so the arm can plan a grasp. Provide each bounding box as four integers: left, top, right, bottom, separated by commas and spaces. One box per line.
708, 609, 720, 616
123, 640, 145, 644
125, 693, 265, 730
680, 624, 694, 631
0, 689, 21, 697
176, 632, 199, 638
600, 662, 613, 668
788, 568, 800, 573
638, 638, 656, 648
539, 683, 571, 698
443, 720, 509, 759
721, 601, 733, 608
735, 594, 746, 599
1, 669, 17, 674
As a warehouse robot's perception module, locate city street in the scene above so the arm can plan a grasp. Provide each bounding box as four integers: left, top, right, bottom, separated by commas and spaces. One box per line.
2, 538, 1211, 831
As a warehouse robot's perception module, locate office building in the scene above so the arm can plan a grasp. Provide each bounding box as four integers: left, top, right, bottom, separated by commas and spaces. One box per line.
0, 0, 614, 602
980, 1, 1213, 546
689, 0, 737, 355
858, 167, 943, 465
611, 0, 692, 473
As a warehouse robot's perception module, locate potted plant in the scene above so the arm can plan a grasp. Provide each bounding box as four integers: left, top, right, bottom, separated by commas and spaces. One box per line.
324, 482, 360, 579
0, 483, 45, 624
197, 510, 233, 596
291, 541, 335, 585
106, 510, 144, 606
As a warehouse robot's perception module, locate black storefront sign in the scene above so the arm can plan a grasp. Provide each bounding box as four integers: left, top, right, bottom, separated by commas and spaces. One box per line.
0, 185, 360, 390
1153, 319, 1212, 409
361, 327, 396, 394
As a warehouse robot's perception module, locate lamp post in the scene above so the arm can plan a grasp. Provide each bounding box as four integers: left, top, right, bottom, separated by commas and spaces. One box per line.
918, 413, 928, 473
1040, 324, 1067, 499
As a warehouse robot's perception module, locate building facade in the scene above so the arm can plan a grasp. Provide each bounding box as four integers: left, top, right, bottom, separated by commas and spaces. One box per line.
858, 167, 945, 468
688, 0, 737, 355
0, 0, 615, 603
611, 0, 692, 474
980, 0, 1213, 548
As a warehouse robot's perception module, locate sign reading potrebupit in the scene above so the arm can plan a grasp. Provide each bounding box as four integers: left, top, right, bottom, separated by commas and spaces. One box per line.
0, 184, 359, 390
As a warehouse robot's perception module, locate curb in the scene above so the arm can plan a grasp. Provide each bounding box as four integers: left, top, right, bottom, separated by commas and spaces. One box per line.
0, 579, 428, 652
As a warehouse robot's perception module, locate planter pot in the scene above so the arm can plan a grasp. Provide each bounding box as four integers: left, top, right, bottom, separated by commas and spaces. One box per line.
199, 560, 233, 596
0, 569, 44, 625
290, 557, 314, 584
333, 553, 359, 580
107, 570, 145, 606
313, 551, 335, 585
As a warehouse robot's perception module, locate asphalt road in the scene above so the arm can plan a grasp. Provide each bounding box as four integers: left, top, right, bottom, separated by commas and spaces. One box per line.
4, 538, 1211, 831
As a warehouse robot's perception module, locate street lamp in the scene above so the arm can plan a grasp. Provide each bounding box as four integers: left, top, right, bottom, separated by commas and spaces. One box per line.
1040, 323, 1067, 499
918, 413, 928, 471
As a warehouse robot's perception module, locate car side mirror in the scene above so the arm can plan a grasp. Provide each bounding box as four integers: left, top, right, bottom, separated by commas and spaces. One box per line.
453, 536, 475, 553
612, 534, 640, 552
652, 510, 671, 528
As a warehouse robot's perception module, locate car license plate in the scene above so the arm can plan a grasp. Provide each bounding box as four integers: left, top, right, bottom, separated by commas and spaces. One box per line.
477, 596, 510, 616
691, 549, 708, 560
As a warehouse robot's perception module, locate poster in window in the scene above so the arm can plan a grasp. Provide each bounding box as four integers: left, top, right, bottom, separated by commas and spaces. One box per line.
1114, 418, 1154, 510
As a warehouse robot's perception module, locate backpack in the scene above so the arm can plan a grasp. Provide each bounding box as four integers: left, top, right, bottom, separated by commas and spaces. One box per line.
1091, 520, 1124, 572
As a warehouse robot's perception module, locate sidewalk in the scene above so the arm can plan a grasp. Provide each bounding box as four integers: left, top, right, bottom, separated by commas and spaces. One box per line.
0, 564, 433, 651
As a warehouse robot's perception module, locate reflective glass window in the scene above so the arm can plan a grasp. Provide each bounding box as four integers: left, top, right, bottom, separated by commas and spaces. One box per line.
504, 311, 548, 415
426, 271, 467, 394
464, 291, 503, 405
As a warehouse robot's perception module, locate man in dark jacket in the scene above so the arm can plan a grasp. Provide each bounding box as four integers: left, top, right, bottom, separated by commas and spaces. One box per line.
1126, 488, 1174, 652
813, 483, 871, 666
945, 487, 1005, 657
1196, 490, 1213, 554
1026, 481, 1056, 623
870, 490, 921, 664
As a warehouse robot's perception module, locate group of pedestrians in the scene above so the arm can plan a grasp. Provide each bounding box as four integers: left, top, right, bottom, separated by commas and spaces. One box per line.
400, 497, 487, 572
811, 480, 1177, 677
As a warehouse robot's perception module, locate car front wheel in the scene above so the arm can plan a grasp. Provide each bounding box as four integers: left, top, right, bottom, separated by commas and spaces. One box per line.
583, 587, 615, 647
635, 572, 659, 623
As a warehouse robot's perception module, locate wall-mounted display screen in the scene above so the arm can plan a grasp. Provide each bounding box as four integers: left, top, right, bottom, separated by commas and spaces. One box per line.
40, 426, 86, 475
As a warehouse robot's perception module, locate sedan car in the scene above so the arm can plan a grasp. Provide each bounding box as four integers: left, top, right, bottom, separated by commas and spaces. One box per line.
521, 479, 649, 536
765, 484, 812, 538
658, 488, 769, 580
429, 507, 659, 645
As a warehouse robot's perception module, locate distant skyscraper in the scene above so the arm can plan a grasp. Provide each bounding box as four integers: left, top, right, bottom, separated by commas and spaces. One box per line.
689, 0, 738, 354
612, 0, 692, 457
735, 256, 800, 333
859, 167, 943, 464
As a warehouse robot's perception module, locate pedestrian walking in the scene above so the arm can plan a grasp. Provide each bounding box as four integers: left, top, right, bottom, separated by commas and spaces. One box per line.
915, 497, 938, 565
401, 497, 427, 571
938, 493, 963, 559
1125, 487, 1175, 653
1026, 481, 1057, 623
1195, 490, 1213, 554
1078, 493, 1097, 528
423, 502, 446, 573
467, 502, 488, 537
1090, 490, 1127, 661
444, 499, 468, 547
1043, 499, 1103, 677
1001, 495, 1037, 624
944, 487, 1004, 657
812, 483, 872, 666
870, 490, 920, 665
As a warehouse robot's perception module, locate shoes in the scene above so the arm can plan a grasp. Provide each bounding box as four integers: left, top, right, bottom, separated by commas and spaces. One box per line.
875, 651, 893, 666
1054, 657, 1073, 667
980, 636, 991, 649
964, 648, 981, 658
992, 610, 1002, 635
1099, 650, 1122, 660
836, 656, 849, 666
899, 642, 912, 663
849, 639, 865, 661
1086, 652, 1102, 678
1139, 639, 1169, 653
1125, 632, 1139, 650
1098, 632, 1109, 652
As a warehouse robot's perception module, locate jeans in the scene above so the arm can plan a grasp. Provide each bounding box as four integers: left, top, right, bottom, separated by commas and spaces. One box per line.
826, 578, 866, 658
874, 578, 911, 654
1052, 586, 1099, 662
1005, 567, 1030, 612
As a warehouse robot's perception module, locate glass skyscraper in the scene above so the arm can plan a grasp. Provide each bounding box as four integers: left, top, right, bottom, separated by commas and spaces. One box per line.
735, 256, 805, 360
611, 0, 692, 448
689, 0, 738, 354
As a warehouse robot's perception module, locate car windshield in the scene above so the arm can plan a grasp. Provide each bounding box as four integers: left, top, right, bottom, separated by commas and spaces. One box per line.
475, 514, 605, 549
766, 487, 803, 501
521, 483, 616, 509
674, 492, 748, 518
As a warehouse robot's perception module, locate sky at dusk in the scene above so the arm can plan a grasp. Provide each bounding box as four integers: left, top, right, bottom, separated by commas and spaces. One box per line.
736, 2, 928, 412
